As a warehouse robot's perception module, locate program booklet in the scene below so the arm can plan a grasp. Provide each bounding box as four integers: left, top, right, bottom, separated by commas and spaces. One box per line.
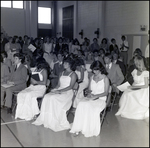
31, 73, 40, 81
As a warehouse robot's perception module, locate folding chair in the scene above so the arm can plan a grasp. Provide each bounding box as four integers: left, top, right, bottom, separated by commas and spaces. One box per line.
100, 85, 112, 126
110, 85, 120, 111
11, 74, 30, 114
66, 82, 79, 118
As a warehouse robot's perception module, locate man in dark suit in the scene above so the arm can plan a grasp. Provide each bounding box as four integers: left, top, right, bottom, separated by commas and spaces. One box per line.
112, 51, 126, 77
49, 52, 64, 89
104, 53, 124, 93
1, 53, 28, 111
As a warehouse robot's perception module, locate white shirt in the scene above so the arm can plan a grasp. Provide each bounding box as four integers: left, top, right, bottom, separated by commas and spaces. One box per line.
106, 62, 112, 69
145, 44, 149, 58
120, 40, 129, 52
16, 63, 21, 69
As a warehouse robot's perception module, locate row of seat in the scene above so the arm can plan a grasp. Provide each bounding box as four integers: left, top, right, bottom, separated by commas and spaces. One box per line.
11, 77, 118, 128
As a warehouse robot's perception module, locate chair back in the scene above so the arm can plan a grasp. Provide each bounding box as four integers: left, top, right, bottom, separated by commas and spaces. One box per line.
106, 85, 112, 107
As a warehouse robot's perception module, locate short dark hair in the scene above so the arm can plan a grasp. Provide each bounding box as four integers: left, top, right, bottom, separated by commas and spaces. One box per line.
90, 61, 108, 75
111, 38, 115, 42
105, 53, 112, 59
101, 38, 107, 44
13, 53, 25, 63
63, 57, 75, 71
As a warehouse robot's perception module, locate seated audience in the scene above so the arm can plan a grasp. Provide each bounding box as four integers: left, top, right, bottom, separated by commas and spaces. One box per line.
104, 53, 124, 92
1, 54, 10, 85
1, 51, 12, 73
1, 53, 28, 112
70, 61, 110, 137
125, 48, 142, 84
15, 57, 50, 121
112, 51, 126, 76
89, 38, 100, 53
4, 36, 13, 60
32, 57, 77, 132
71, 38, 80, 54
50, 52, 64, 89
109, 38, 119, 54
100, 38, 110, 54
93, 49, 105, 66
115, 55, 149, 119
73, 58, 89, 109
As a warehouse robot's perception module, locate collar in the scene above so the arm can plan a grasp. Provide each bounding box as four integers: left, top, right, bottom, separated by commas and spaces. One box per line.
16, 63, 21, 69
106, 62, 112, 69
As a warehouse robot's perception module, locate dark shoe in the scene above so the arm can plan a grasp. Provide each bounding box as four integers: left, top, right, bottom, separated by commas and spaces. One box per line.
7, 108, 12, 114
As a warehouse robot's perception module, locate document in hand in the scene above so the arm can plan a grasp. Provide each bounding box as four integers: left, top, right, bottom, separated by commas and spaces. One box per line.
117, 81, 130, 92
31, 73, 40, 81
28, 44, 36, 52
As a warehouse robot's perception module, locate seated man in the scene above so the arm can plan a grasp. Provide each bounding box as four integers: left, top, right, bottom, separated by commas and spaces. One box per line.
1, 53, 28, 113
111, 51, 126, 77
49, 51, 64, 89
104, 53, 124, 93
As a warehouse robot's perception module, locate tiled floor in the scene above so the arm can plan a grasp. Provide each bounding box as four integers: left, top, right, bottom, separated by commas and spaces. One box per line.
1, 101, 149, 147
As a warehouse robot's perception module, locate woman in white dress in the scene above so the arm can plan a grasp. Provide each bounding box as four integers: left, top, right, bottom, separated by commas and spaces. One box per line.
15, 57, 50, 121
115, 55, 149, 120
32, 57, 77, 132
73, 58, 89, 109
70, 61, 110, 137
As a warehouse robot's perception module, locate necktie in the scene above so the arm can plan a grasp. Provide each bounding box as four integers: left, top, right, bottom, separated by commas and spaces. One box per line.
14, 66, 17, 71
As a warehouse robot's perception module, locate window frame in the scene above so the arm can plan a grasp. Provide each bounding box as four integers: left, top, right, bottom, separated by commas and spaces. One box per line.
38, 7, 51, 24
1, 1, 24, 9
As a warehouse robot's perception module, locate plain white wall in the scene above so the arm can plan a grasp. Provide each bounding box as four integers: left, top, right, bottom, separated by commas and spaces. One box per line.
1, 7, 25, 37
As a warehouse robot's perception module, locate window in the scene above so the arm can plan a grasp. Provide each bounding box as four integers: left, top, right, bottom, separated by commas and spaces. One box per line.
38, 7, 51, 24
1, 1, 11, 8
1, 1, 23, 9
13, 1, 23, 9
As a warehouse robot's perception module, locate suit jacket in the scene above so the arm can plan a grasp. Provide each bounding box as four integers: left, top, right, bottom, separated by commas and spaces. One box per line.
50, 62, 64, 88
106, 63, 124, 86
116, 60, 126, 76
9, 63, 28, 87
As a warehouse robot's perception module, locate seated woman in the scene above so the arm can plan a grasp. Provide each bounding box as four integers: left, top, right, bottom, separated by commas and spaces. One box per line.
73, 58, 89, 109
15, 57, 50, 121
115, 55, 149, 120
1, 54, 10, 84
32, 57, 77, 132
69, 61, 110, 137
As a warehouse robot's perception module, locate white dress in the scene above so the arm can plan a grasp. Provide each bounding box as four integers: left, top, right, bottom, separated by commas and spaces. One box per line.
32, 71, 74, 132
115, 69, 149, 120
73, 69, 89, 108
15, 69, 46, 121
70, 76, 106, 137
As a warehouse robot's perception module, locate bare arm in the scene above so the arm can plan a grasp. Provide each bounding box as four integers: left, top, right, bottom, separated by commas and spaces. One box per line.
128, 77, 149, 89
87, 76, 110, 100
52, 72, 77, 93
